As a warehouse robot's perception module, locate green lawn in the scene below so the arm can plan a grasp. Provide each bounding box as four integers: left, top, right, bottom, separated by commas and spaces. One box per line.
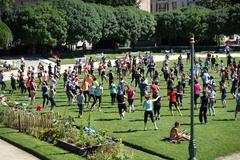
2, 56, 240, 160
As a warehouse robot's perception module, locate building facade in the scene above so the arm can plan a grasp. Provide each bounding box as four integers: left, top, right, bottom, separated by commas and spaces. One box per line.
151, 0, 196, 12
139, 0, 151, 12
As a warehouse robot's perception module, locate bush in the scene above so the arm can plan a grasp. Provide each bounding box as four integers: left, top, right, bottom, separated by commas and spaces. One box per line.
0, 21, 13, 48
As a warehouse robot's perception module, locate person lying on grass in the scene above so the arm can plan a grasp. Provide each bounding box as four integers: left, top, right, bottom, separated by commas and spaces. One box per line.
170, 121, 190, 143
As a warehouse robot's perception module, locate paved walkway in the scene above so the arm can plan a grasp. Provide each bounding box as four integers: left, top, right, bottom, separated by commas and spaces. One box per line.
2, 53, 240, 81
0, 139, 38, 160
216, 153, 240, 160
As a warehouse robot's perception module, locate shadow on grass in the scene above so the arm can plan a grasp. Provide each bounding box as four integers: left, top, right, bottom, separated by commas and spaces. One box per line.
181, 122, 202, 126
227, 110, 235, 112
113, 129, 143, 133
103, 111, 119, 114
129, 119, 143, 122
212, 118, 234, 122
94, 118, 119, 121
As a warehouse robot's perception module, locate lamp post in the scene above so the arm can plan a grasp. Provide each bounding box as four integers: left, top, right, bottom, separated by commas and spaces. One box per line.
189, 33, 197, 160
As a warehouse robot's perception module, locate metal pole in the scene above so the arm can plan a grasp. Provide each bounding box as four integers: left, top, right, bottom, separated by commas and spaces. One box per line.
189, 33, 197, 160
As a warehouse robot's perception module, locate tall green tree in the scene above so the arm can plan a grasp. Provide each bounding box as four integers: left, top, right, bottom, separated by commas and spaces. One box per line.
182, 7, 210, 42
93, 4, 118, 40
0, 20, 13, 48
226, 5, 240, 35
196, 0, 240, 10
0, 0, 14, 18
53, 0, 101, 44
155, 10, 186, 44
5, 2, 68, 46
113, 7, 142, 45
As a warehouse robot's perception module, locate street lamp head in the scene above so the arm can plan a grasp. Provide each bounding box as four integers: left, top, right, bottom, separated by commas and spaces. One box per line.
189, 33, 195, 44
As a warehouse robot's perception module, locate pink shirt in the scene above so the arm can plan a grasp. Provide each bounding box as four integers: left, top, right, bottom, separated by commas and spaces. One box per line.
151, 84, 159, 94
194, 83, 201, 95
126, 88, 134, 100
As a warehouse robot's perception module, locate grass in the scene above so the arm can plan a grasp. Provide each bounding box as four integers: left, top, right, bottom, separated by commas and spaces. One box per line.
0, 126, 86, 160
1, 56, 240, 160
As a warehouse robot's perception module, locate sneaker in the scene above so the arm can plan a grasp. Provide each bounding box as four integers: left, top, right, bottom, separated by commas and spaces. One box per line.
155, 127, 158, 130
144, 128, 147, 131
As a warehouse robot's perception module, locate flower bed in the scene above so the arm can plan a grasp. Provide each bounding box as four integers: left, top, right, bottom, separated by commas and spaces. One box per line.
0, 106, 132, 160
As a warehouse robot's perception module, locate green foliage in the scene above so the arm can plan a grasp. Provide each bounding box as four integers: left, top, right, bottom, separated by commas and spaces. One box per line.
0, 21, 13, 48
207, 8, 229, 36
182, 7, 210, 41
92, 4, 118, 40
53, 0, 101, 44
5, 2, 68, 46
155, 10, 186, 43
83, 0, 139, 7
196, 0, 240, 10
113, 7, 142, 44
226, 5, 240, 35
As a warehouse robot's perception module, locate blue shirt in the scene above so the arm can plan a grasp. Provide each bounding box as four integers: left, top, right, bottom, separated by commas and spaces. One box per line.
77, 94, 84, 104
110, 86, 116, 94
139, 83, 147, 93
96, 86, 103, 96
145, 100, 152, 111
89, 86, 95, 95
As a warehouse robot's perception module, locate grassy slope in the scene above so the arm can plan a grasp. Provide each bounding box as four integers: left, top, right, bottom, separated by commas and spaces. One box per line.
0, 126, 86, 160
3, 56, 240, 160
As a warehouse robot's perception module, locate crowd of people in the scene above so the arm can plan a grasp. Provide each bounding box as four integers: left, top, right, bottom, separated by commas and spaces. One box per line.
0, 51, 240, 133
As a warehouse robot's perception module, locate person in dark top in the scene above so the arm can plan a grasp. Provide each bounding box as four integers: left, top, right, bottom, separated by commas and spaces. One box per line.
176, 81, 184, 108
63, 69, 68, 88
117, 91, 127, 120
10, 73, 16, 95
199, 91, 208, 124
107, 70, 114, 88
48, 63, 53, 76
42, 81, 49, 108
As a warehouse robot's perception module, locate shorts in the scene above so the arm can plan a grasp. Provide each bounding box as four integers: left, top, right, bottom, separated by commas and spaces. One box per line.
144, 111, 154, 123
128, 99, 134, 105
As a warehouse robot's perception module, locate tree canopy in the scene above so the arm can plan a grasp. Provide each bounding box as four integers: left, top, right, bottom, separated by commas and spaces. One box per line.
0, 20, 13, 48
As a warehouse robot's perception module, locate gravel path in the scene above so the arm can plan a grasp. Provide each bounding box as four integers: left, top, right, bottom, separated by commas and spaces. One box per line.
0, 139, 38, 160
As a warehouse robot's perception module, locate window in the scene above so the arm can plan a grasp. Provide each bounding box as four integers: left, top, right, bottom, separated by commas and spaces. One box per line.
172, 1, 177, 9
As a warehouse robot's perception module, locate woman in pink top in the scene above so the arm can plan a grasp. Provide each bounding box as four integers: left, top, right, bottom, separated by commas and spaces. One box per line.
194, 79, 201, 108
126, 85, 135, 112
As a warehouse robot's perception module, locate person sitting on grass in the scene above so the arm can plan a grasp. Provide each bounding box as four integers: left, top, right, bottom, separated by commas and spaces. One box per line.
170, 121, 190, 142
142, 94, 160, 131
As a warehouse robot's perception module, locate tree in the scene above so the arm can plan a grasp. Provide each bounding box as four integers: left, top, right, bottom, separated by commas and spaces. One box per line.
53, 0, 101, 44
207, 8, 229, 37
0, 20, 13, 48
226, 5, 240, 35
137, 9, 156, 40
83, 0, 139, 7
182, 7, 210, 42
5, 2, 68, 46
113, 7, 142, 46
196, 0, 240, 10
93, 4, 118, 40
0, 0, 14, 17
155, 10, 186, 44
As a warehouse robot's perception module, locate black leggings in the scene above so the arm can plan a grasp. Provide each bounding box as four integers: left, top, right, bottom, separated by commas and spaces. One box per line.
169, 102, 177, 110
111, 93, 116, 104
194, 94, 200, 105
42, 94, 49, 107
144, 111, 154, 123
91, 96, 102, 108
153, 104, 161, 116
118, 103, 126, 115
199, 107, 207, 123
0, 82, 6, 91
83, 91, 89, 103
